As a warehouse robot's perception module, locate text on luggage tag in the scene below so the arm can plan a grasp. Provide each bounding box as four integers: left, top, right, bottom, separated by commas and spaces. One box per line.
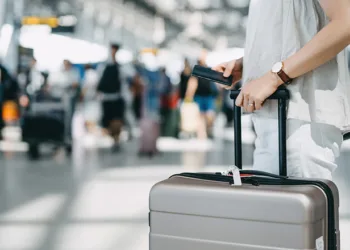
316, 236, 324, 250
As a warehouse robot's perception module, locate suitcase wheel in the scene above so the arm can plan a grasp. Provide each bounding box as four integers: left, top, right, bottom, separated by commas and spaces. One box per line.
65, 145, 72, 155
28, 144, 40, 160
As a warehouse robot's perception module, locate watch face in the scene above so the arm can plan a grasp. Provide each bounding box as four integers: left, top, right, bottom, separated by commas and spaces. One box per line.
272, 62, 283, 73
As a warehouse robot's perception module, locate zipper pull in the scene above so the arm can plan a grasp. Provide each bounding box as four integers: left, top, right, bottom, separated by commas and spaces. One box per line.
221, 166, 238, 176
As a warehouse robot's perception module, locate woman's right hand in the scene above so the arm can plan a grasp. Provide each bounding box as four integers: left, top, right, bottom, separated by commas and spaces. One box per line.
212, 57, 243, 89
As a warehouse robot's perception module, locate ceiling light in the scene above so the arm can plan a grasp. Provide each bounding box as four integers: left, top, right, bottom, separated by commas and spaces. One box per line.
155, 0, 177, 12
58, 15, 77, 27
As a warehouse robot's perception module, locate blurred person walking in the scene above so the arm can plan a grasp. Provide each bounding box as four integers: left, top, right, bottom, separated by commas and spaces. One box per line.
19, 58, 44, 110
47, 60, 80, 141
47, 60, 80, 99
213, 0, 350, 180
97, 44, 126, 151
137, 65, 162, 156
159, 68, 178, 137
82, 64, 100, 133
130, 73, 144, 122
25, 58, 44, 93
179, 58, 192, 102
185, 59, 217, 139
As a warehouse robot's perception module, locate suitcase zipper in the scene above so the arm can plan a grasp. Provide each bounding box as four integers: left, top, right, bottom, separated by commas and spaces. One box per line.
171, 172, 235, 185
171, 173, 337, 250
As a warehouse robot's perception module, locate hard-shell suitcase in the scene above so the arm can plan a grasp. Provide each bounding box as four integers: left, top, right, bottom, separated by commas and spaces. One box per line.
149, 87, 340, 250
139, 118, 159, 156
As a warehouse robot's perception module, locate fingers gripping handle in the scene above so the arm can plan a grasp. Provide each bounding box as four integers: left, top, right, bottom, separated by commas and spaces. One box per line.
230, 87, 290, 176
230, 87, 290, 100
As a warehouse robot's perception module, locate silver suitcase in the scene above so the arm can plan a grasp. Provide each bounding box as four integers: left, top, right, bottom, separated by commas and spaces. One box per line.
149, 88, 340, 250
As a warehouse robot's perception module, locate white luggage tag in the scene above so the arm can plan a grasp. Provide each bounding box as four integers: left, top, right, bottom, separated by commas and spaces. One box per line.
222, 166, 242, 186
231, 166, 242, 186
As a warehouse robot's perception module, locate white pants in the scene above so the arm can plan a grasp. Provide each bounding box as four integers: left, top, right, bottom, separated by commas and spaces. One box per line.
252, 115, 343, 180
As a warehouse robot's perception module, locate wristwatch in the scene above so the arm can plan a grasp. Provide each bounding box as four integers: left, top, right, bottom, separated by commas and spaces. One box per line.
271, 62, 293, 84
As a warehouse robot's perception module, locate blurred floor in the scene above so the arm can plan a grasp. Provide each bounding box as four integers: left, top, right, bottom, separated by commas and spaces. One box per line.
0, 115, 349, 249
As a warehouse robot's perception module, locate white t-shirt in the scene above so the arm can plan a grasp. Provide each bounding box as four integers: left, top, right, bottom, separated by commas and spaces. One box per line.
48, 68, 80, 98
244, 0, 350, 131
83, 69, 99, 101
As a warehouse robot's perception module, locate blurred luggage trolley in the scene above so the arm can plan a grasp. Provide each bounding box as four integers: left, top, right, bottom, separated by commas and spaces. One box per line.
21, 89, 76, 159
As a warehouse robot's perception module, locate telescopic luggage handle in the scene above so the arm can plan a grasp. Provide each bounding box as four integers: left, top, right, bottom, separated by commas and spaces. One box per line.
230, 87, 290, 176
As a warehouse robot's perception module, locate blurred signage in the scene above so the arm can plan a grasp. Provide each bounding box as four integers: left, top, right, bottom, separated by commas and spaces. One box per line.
21, 16, 77, 33
22, 17, 59, 28
140, 48, 158, 55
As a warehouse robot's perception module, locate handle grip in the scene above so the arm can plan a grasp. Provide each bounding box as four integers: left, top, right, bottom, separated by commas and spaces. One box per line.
230, 87, 290, 176
230, 86, 290, 100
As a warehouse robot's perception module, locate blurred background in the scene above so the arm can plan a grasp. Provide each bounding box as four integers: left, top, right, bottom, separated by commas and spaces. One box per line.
0, 0, 349, 249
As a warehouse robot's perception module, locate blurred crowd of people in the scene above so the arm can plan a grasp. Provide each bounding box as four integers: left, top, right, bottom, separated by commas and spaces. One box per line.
0, 43, 235, 156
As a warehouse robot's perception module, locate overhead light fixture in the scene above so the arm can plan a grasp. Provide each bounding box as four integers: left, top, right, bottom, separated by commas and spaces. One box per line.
155, 0, 177, 12
58, 15, 78, 27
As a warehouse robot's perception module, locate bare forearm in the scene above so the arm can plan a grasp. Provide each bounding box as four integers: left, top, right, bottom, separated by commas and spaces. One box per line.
185, 77, 198, 99
284, 19, 350, 80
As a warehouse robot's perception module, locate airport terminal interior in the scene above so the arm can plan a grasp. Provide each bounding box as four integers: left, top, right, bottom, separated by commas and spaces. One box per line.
0, 0, 350, 249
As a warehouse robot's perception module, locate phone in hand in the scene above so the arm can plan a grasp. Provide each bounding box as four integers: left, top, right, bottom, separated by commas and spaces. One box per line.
191, 65, 233, 87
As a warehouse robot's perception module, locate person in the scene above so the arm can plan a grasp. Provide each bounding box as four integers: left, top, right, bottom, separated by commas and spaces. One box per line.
186, 59, 217, 139
47, 59, 80, 99
19, 58, 44, 110
26, 58, 44, 93
159, 68, 178, 138
179, 58, 192, 102
130, 73, 144, 122
97, 43, 126, 151
82, 64, 100, 133
212, 0, 350, 180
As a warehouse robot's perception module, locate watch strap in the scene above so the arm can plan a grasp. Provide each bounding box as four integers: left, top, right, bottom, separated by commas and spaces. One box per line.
277, 69, 292, 84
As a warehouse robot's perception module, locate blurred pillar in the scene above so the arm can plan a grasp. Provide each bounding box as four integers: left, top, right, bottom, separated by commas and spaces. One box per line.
2, 0, 24, 74
0, 0, 6, 28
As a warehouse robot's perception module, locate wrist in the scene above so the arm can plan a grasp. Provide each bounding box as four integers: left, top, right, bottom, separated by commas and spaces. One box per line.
184, 96, 193, 102
237, 57, 244, 69
268, 71, 284, 88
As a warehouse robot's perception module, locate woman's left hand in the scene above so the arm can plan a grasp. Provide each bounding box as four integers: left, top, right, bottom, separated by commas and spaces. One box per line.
236, 71, 283, 112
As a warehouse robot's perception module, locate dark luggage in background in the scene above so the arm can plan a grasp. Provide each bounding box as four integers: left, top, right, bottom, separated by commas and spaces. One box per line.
21, 92, 74, 159
149, 87, 340, 250
160, 92, 180, 138
22, 113, 64, 142
160, 108, 178, 138
139, 118, 159, 157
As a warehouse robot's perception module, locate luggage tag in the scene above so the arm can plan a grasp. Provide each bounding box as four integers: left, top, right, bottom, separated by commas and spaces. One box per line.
222, 166, 242, 186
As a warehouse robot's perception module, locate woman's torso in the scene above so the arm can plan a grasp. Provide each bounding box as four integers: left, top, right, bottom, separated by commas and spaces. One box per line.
244, 0, 350, 130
